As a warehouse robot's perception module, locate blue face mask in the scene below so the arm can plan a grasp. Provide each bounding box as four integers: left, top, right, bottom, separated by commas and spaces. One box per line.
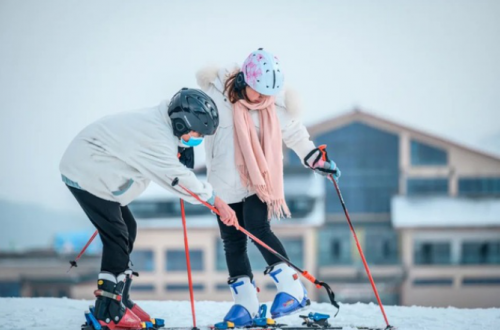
181, 136, 203, 147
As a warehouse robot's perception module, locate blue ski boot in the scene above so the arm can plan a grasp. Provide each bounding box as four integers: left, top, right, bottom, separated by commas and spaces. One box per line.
265, 262, 310, 318
215, 276, 260, 328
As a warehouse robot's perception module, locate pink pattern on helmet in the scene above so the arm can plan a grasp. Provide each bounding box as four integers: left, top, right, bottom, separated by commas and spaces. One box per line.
242, 55, 262, 88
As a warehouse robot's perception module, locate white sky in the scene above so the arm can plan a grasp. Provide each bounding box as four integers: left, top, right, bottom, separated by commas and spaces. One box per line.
0, 0, 499, 212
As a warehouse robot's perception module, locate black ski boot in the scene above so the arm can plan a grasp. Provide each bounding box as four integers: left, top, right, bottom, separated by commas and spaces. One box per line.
92, 272, 142, 329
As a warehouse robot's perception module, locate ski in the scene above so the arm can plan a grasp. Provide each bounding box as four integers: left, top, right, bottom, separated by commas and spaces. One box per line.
155, 326, 394, 330
81, 305, 165, 330
81, 308, 394, 330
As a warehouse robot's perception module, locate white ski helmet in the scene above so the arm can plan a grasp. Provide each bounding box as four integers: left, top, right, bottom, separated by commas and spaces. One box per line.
241, 48, 284, 96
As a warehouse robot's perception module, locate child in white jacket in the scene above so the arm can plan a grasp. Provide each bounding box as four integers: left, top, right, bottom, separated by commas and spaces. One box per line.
60, 88, 237, 330
197, 49, 341, 326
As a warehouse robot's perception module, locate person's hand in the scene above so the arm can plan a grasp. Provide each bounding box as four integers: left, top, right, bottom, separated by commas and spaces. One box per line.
214, 196, 239, 228
312, 158, 341, 181
304, 146, 341, 182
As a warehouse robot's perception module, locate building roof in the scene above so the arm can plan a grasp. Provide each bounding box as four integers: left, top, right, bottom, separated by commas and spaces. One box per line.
307, 109, 500, 163
392, 196, 500, 228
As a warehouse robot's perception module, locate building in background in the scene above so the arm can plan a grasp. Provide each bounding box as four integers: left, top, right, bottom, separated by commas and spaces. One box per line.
0, 249, 99, 298
297, 109, 500, 307
1, 109, 499, 308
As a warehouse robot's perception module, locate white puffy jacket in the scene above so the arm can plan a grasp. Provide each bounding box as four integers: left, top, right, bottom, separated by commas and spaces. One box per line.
196, 65, 315, 204
59, 100, 213, 206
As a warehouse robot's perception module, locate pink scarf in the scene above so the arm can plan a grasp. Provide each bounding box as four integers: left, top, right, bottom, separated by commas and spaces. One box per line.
233, 96, 291, 219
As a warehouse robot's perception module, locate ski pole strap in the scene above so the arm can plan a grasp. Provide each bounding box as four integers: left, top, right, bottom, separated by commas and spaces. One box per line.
303, 145, 328, 168
302, 271, 340, 312
320, 282, 340, 311
303, 145, 338, 175
94, 289, 122, 302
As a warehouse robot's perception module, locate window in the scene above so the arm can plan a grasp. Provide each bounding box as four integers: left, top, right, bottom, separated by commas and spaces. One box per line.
215, 283, 229, 291
414, 241, 451, 265
57, 289, 68, 298
462, 278, 500, 285
0, 282, 21, 297
166, 284, 204, 291
215, 237, 304, 271
407, 178, 448, 195
318, 226, 352, 265
171, 201, 212, 216
458, 178, 500, 196
410, 140, 448, 166
247, 237, 303, 269
365, 230, 399, 265
129, 201, 173, 218
287, 122, 400, 214
130, 250, 154, 272
286, 197, 315, 218
129, 200, 211, 219
166, 250, 203, 271
132, 284, 155, 292
280, 238, 304, 268
461, 241, 500, 265
215, 239, 228, 271
413, 278, 453, 286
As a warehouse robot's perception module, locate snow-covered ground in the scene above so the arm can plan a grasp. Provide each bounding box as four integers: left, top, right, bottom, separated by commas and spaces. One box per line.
1, 299, 500, 330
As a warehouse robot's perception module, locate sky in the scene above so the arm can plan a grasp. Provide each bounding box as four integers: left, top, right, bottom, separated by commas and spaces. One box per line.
0, 0, 499, 212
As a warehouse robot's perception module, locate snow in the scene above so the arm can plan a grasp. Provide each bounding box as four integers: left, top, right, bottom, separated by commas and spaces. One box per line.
392, 196, 500, 228
1, 298, 500, 330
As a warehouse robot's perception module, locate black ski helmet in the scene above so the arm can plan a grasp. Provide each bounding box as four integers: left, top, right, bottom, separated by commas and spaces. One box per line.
168, 88, 219, 138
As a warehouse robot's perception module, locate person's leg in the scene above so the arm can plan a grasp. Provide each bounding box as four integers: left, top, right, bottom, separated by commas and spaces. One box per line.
217, 201, 259, 326
242, 195, 289, 264
119, 206, 161, 323
120, 206, 137, 256
67, 186, 141, 328
217, 201, 253, 278
242, 194, 309, 318
68, 186, 130, 275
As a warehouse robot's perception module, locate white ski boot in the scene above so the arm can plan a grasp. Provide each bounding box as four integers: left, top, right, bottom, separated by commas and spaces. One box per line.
265, 262, 310, 318
217, 276, 260, 327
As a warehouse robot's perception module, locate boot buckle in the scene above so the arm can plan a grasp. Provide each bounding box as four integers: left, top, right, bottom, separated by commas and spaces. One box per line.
94, 289, 122, 302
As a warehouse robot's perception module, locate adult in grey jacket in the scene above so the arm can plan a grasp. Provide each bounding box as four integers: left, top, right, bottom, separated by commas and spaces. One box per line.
59, 88, 236, 329
197, 49, 341, 326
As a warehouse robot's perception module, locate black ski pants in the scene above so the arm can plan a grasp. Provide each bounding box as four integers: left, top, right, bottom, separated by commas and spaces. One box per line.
217, 194, 288, 280
67, 185, 137, 275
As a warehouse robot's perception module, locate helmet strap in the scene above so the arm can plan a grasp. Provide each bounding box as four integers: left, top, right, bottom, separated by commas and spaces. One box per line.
234, 72, 247, 100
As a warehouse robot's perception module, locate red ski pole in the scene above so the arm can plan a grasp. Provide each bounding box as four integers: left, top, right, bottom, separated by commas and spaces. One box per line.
179, 199, 199, 330
308, 144, 393, 329
170, 177, 340, 314
67, 230, 98, 273
328, 176, 392, 329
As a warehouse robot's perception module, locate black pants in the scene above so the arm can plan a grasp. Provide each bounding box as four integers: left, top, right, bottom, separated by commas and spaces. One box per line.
217, 194, 288, 280
67, 185, 137, 275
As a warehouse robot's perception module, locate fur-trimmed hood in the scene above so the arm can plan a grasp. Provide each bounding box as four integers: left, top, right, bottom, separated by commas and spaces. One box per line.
195, 64, 302, 117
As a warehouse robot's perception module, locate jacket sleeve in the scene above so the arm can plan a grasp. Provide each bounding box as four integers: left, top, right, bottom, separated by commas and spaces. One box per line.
277, 107, 316, 165
124, 140, 214, 205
